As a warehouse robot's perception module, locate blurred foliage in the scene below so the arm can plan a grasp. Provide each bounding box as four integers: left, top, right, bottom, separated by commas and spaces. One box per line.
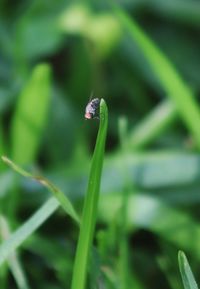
1, 0, 200, 289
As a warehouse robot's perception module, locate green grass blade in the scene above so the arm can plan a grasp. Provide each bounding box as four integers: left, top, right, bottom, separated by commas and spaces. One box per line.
0, 197, 58, 266
178, 251, 199, 289
0, 215, 30, 289
114, 6, 200, 149
71, 99, 108, 289
11, 63, 51, 164
1, 156, 80, 224
118, 117, 132, 289
129, 100, 177, 149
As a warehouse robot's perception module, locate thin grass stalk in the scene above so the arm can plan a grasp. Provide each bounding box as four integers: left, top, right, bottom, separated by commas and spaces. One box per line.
71, 99, 108, 289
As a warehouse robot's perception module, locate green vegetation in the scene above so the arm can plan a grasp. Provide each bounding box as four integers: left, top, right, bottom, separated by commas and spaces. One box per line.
178, 251, 199, 289
0, 1, 200, 289
71, 99, 108, 289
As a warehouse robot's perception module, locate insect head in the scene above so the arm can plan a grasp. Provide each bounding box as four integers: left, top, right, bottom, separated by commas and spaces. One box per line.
85, 98, 100, 119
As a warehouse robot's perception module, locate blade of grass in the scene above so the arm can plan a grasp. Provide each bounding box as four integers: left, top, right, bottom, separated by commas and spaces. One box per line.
0, 197, 58, 266
1, 156, 80, 224
0, 215, 30, 289
178, 251, 199, 289
0, 221, 8, 289
114, 6, 200, 150
0, 265, 8, 289
118, 117, 132, 289
129, 100, 177, 149
11, 63, 51, 165
71, 99, 108, 289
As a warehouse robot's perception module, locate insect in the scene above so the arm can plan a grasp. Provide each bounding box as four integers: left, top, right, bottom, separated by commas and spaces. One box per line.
85, 98, 100, 119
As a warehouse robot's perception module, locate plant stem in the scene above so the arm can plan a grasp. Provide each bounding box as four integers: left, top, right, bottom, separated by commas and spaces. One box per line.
71, 99, 108, 289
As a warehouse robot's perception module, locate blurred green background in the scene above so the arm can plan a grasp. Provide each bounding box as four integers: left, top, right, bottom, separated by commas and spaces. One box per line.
1, 0, 200, 289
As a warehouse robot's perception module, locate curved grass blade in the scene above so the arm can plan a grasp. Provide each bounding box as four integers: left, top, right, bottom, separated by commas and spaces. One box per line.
1, 156, 80, 224
71, 99, 108, 289
178, 251, 199, 289
0, 197, 58, 266
114, 6, 200, 149
0, 215, 30, 289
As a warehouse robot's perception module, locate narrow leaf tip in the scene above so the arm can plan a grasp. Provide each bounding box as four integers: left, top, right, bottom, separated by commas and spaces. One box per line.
1, 155, 11, 165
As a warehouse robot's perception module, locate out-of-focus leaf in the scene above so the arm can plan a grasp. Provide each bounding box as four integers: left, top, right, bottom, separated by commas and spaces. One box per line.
11, 63, 51, 165
16, 17, 63, 60
99, 194, 200, 259
148, 0, 200, 27
65, 39, 93, 108
59, 4, 91, 35
0, 121, 5, 171
87, 13, 121, 57
0, 197, 59, 266
60, 4, 121, 57
44, 93, 77, 165
0, 171, 15, 199
0, 20, 12, 58
0, 215, 30, 289
15, 1, 64, 60
129, 100, 177, 149
0, 88, 12, 114
102, 152, 200, 192
114, 7, 200, 149
23, 235, 73, 287
21, 152, 200, 207
120, 0, 200, 27
157, 247, 182, 289
147, 25, 200, 89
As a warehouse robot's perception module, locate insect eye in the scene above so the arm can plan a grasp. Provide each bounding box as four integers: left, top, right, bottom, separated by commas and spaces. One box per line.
85, 112, 92, 119
85, 98, 100, 120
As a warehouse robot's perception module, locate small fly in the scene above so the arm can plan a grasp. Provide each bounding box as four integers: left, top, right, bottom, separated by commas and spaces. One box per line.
85, 98, 100, 120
